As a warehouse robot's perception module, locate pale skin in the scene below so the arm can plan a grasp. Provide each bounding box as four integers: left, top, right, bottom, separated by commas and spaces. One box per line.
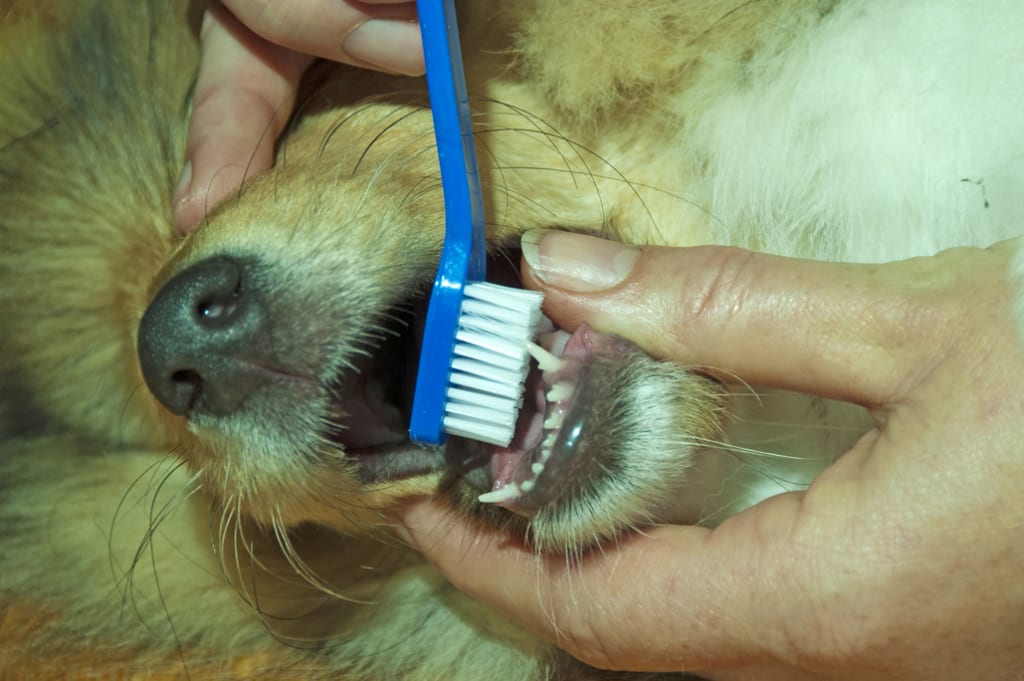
173, 0, 424, 233
399, 231, 1024, 681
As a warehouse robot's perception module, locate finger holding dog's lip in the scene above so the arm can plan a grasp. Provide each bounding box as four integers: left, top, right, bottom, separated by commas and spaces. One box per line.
519, 231, 993, 409
401, 233, 1024, 676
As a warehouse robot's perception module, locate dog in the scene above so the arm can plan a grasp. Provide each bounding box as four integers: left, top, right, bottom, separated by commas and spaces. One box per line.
2, 1, 1023, 679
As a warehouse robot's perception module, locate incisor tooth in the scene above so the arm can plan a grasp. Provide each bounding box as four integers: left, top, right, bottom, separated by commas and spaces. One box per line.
542, 434, 557, 456
546, 382, 573, 403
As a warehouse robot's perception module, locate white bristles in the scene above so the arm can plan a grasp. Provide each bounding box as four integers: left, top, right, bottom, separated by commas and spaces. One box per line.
453, 341, 525, 372
443, 281, 543, 447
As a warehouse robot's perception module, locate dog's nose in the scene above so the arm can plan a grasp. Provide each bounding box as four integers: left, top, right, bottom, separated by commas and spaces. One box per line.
137, 256, 272, 417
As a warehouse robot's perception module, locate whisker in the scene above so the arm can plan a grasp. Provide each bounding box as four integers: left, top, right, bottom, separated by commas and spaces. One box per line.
270, 510, 375, 605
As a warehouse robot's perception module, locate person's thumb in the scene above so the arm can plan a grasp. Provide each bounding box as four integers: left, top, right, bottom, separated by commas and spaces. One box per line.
520, 229, 941, 407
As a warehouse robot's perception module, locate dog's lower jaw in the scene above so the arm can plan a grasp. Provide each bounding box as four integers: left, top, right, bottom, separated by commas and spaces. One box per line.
440, 345, 730, 554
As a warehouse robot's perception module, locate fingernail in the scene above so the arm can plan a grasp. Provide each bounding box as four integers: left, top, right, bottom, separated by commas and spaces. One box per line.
521, 230, 640, 293
343, 19, 425, 76
173, 159, 192, 207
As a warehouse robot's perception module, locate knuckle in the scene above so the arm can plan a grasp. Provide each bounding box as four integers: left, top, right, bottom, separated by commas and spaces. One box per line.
558, 620, 624, 671
684, 246, 761, 330
771, 593, 861, 673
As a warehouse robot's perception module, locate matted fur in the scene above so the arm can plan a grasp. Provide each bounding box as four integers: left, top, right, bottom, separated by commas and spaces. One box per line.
2, 1, 1023, 679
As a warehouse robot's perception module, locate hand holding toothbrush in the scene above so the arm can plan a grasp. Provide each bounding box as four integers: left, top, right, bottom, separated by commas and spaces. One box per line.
174, 0, 424, 233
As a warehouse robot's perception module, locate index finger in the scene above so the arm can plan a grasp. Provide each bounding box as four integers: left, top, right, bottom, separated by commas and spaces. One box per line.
522, 233, 991, 407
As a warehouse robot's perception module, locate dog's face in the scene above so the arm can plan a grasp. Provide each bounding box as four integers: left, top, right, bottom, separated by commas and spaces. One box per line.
0, 0, 836, 574
127, 50, 733, 552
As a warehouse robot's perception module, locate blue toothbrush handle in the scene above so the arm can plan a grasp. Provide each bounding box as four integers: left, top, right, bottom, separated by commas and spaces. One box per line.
409, 0, 487, 445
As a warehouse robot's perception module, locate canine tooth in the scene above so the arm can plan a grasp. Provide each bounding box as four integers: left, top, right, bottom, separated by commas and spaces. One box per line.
531, 462, 545, 476
546, 382, 573, 403
520, 480, 535, 493
526, 342, 565, 372
478, 484, 521, 504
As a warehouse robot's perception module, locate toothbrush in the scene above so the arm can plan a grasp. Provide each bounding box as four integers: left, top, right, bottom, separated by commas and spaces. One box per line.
408, 0, 544, 447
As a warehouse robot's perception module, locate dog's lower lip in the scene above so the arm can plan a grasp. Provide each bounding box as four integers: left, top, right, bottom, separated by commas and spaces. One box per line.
352, 444, 445, 483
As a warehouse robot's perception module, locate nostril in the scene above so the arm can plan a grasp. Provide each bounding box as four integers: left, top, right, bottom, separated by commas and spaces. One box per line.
170, 369, 203, 410
195, 285, 241, 329
170, 369, 201, 384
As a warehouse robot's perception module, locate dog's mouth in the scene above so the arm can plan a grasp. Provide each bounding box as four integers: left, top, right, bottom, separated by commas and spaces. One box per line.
322, 294, 437, 480
321, 249, 633, 515
321, 255, 639, 519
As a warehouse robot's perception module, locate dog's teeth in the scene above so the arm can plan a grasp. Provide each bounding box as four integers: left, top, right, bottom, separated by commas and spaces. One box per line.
478, 484, 521, 504
541, 434, 557, 458
543, 413, 563, 430
526, 342, 565, 372
520, 480, 535, 493
546, 382, 573, 403
531, 462, 545, 476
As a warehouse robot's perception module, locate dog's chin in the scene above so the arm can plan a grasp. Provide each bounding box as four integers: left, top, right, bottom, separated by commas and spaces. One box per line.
330, 317, 652, 551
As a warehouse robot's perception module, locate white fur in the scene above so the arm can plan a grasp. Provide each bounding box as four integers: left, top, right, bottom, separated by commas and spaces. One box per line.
688, 1, 1024, 263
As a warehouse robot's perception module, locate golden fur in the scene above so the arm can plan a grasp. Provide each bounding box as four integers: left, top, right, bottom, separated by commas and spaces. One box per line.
2, 0, 1023, 679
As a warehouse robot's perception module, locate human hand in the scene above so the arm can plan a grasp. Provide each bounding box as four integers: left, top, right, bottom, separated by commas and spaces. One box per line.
173, 0, 424, 233
399, 230, 1024, 681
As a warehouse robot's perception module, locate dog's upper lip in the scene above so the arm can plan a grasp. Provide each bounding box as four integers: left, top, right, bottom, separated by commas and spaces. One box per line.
352, 443, 446, 483
322, 304, 419, 452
